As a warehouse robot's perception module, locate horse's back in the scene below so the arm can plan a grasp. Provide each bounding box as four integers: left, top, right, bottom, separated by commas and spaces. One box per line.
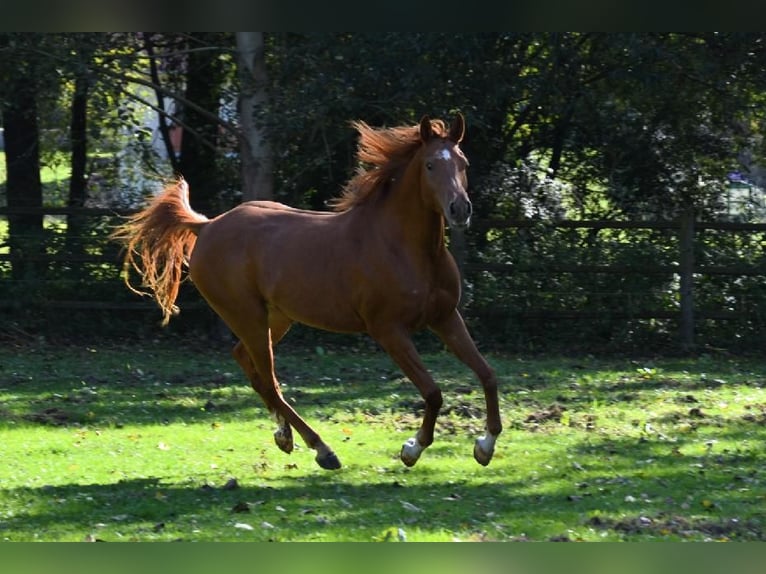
191, 201, 337, 277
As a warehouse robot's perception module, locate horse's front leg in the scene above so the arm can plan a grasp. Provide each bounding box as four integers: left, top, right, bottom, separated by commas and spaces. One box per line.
372, 328, 442, 467
430, 310, 502, 466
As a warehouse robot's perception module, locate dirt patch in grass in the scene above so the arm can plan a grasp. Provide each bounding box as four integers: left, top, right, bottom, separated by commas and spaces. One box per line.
525, 403, 566, 425
24, 406, 82, 426
587, 513, 765, 541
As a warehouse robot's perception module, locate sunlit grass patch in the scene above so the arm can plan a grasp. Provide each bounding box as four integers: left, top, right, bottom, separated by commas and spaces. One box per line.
0, 344, 764, 541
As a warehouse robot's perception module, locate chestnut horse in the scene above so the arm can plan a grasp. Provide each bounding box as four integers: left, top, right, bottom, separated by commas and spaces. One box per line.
112, 113, 501, 470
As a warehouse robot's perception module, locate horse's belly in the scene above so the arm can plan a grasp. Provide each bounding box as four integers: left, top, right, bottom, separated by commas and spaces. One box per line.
284, 307, 366, 334
265, 276, 366, 334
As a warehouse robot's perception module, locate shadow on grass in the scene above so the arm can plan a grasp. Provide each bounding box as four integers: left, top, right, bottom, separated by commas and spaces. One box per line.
2, 439, 764, 542
0, 470, 528, 541
0, 348, 492, 430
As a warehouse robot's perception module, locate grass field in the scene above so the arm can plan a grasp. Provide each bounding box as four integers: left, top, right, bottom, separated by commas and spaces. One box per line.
0, 340, 765, 542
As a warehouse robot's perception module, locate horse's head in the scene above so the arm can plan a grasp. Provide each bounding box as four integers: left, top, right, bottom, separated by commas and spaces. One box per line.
418, 113, 471, 227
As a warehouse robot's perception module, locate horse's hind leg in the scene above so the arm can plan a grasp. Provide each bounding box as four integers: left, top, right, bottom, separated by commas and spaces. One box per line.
228, 302, 341, 470
232, 313, 294, 453
234, 342, 293, 453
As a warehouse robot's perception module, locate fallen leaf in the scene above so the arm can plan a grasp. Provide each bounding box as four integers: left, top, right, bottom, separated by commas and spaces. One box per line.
400, 500, 423, 513
234, 522, 254, 531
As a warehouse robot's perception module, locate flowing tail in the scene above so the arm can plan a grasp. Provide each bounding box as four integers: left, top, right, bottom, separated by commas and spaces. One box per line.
111, 178, 208, 325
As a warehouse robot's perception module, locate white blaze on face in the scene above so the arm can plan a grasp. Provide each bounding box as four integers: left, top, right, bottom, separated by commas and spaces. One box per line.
436, 148, 452, 161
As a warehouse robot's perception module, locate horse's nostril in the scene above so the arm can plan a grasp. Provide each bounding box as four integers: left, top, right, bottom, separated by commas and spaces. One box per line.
448, 200, 472, 224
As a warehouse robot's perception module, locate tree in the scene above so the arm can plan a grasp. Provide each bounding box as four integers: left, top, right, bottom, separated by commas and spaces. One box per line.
236, 32, 273, 201
177, 33, 232, 215
65, 34, 98, 256
0, 34, 47, 280
262, 33, 538, 210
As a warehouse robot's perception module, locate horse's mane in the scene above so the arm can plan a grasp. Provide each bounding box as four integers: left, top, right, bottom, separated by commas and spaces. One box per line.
330, 118, 449, 212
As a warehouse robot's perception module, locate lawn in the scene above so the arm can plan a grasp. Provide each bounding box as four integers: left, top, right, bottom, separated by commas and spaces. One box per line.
1, 151, 71, 200
0, 340, 764, 542
0, 149, 72, 256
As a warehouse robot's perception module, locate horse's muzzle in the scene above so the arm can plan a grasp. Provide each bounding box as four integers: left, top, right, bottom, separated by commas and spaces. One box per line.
448, 198, 472, 227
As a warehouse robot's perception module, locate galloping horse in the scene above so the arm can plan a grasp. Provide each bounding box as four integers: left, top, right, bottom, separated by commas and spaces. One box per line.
112, 113, 501, 470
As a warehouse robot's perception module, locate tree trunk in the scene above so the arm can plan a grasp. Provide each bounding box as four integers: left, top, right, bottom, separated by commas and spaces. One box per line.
178, 33, 225, 215
236, 32, 273, 201
66, 72, 88, 257
145, 34, 181, 174
2, 75, 44, 281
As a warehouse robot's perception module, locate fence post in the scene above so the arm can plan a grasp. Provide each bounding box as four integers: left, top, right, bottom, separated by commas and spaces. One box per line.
678, 208, 695, 350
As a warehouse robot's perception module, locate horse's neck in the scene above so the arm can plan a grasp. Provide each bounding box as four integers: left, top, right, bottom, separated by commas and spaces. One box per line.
379, 170, 446, 259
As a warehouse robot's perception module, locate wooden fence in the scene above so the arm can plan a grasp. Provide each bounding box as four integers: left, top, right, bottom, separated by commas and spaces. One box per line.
1, 207, 765, 349
450, 210, 766, 350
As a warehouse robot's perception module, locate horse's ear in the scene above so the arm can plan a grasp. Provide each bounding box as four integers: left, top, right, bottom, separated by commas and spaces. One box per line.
448, 112, 465, 143
419, 115, 432, 142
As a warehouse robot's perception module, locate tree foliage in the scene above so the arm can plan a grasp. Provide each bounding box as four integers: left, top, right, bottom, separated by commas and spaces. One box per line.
261, 33, 766, 220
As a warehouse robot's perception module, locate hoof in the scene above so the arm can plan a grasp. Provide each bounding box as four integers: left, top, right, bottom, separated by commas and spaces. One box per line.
473, 435, 496, 466
273, 426, 294, 454
316, 450, 341, 470
400, 437, 423, 467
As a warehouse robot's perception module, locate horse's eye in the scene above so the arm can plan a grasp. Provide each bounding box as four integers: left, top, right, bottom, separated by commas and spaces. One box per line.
426, 162, 433, 171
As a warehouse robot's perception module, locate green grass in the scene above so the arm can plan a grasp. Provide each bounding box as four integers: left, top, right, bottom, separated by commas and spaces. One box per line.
0, 149, 71, 255
0, 342, 765, 541
0, 150, 70, 185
